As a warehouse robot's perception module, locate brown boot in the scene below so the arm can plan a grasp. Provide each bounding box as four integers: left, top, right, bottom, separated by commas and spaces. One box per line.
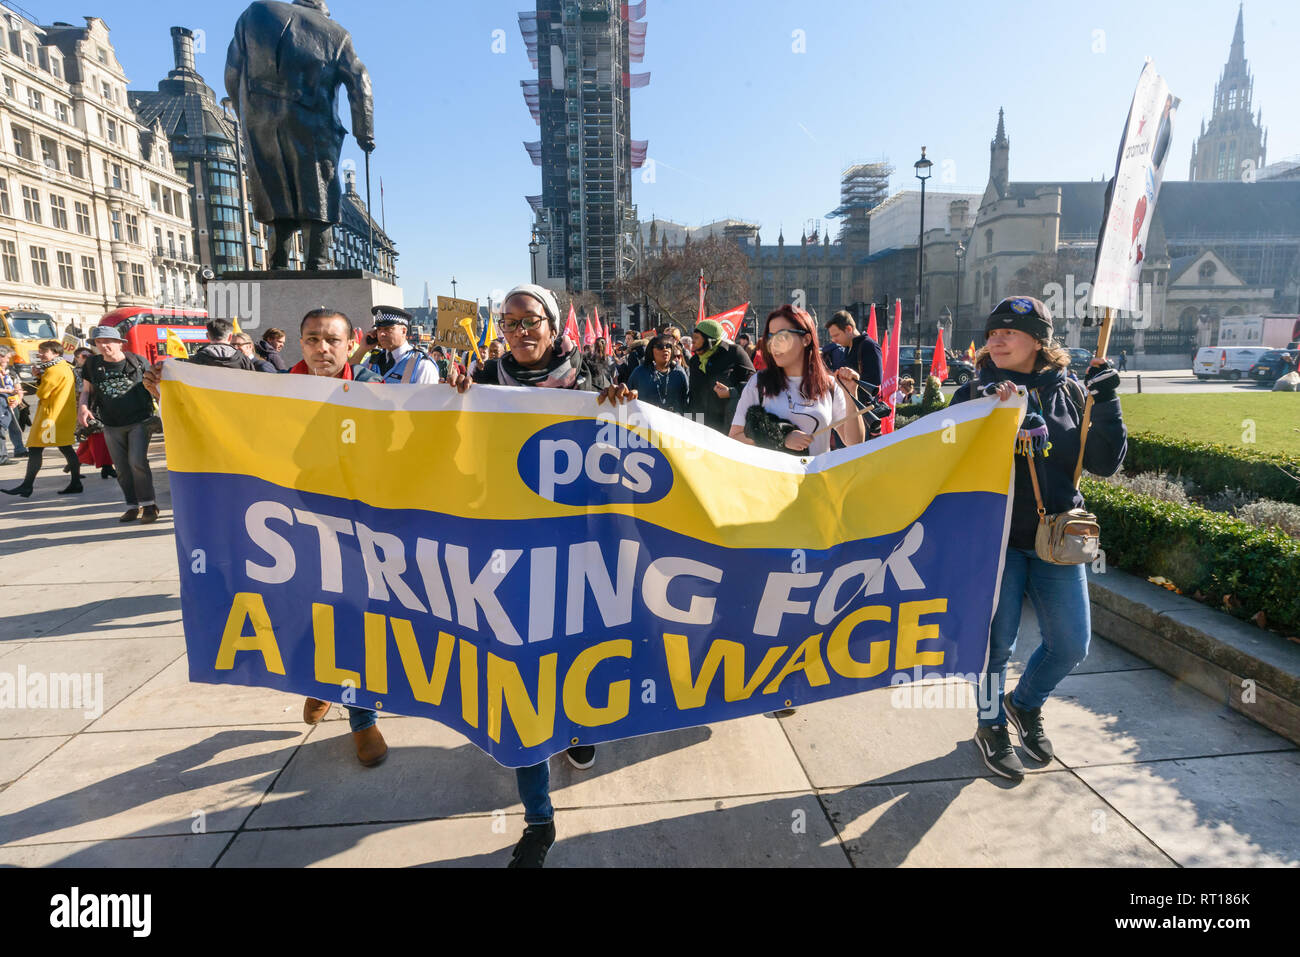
352, 724, 388, 767
303, 697, 331, 725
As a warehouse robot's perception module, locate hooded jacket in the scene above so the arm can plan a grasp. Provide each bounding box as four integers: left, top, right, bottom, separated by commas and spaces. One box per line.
950, 363, 1127, 551
191, 343, 258, 372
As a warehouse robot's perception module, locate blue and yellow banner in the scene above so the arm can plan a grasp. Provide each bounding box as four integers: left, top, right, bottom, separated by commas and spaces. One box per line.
162, 362, 1023, 767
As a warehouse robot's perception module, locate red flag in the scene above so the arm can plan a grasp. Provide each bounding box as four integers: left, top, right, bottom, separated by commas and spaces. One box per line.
697, 272, 707, 325
583, 315, 596, 347
563, 303, 580, 345
880, 300, 902, 435
866, 303, 878, 343
930, 327, 949, 384
705, 303, 749, 341
594, 306, 604, 341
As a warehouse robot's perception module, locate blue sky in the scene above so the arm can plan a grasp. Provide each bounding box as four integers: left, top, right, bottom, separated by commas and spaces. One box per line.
67, 0, 1300, 306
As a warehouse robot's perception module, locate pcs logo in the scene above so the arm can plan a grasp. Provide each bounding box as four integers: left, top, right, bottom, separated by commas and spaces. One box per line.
519, 421, 674, 506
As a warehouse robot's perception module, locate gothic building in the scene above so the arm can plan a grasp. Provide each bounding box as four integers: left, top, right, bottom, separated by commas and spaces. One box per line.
1188, 5, 1267, 183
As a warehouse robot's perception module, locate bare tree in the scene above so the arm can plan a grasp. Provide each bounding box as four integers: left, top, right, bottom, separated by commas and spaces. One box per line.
618, 235, 751, 332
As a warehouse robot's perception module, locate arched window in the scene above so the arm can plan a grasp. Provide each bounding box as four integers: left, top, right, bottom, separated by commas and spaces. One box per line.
983, 272, 991, 298
985, 229, 993, 254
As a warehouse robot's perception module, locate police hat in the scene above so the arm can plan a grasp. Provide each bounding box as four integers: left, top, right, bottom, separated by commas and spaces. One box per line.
372, 305, 413, 328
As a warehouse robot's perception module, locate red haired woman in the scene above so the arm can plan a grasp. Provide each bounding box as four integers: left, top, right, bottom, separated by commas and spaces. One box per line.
729, 305, 866, 454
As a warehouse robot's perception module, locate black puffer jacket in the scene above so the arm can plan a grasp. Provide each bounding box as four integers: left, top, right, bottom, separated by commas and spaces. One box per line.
950, 364, 1127, 550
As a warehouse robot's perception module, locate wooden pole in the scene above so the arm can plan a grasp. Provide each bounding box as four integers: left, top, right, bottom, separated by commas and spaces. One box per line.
1073, 306, 1114, 487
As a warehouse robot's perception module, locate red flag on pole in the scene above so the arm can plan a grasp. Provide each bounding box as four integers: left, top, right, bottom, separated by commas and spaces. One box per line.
880, 300, 902, 435
930, 327, 949, 384
705, 303, 749, 341
583, 315, 596, 347
697, 271, 707, 325
563, 303, 580, 345
594, 306, 604, 341
866, 303, 878, 343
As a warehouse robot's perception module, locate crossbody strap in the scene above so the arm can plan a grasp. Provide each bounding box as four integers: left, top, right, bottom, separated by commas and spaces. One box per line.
1024, 451, 1049, 524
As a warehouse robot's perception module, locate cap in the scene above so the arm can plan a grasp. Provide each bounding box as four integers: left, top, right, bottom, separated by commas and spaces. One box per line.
89, 326, 125, 343
985, 296, 1053, 342
695, 318, 725, 343
372, 305, 412, 328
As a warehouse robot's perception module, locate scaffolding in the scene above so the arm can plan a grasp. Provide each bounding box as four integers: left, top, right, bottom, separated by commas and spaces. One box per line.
829, 162, 893, 249
521, 0, 647, 300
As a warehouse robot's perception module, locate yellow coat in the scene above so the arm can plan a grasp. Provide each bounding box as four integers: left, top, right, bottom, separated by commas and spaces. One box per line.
29, 360, 76, 448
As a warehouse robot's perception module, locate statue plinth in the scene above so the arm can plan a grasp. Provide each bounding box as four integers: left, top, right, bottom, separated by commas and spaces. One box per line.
204, 270, 404, 368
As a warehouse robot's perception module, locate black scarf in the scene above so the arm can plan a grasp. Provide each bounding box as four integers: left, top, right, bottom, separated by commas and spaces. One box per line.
497, 336, 586, 389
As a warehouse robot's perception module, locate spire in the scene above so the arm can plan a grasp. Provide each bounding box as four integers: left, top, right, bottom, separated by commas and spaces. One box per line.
992, 107, 1008, 149
1229, 2, 1244, 63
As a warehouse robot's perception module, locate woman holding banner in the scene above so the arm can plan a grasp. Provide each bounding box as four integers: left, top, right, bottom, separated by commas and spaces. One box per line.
447, 282, 636, 868
950, 296, 1126, 781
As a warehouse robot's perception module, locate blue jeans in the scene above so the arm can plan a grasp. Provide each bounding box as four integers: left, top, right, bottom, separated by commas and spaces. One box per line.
516, 761, 553, 824
346, 707, 377, 732
0, 403, 24, 456
979, 547, 1091, 727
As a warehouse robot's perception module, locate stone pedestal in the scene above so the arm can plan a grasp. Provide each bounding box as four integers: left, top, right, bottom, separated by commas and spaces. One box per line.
205, 270, 404, 368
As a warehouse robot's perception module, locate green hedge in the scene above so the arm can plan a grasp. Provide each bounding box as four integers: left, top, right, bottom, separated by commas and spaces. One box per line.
1125, 434, 1300, 504
1082, 478, 1300, 634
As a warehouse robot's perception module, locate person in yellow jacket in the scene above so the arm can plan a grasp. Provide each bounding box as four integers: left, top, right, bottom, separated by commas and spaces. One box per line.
3, 341, 82, 498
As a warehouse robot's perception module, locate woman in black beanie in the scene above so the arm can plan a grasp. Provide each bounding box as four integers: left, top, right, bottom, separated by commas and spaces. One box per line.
950, 296, 1127, 781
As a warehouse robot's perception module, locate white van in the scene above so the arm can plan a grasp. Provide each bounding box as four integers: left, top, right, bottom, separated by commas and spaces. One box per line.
1194, 346, 1271, 380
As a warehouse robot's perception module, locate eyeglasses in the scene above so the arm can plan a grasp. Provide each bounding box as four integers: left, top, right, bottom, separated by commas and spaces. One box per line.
501, 317, 548, 333
766, 330, 806, 345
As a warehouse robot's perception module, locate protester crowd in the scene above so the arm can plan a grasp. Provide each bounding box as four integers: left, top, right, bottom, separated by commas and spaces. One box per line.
0, 283, 1126, 868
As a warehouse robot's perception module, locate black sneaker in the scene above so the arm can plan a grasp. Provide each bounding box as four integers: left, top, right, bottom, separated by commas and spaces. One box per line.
565, 745, 596, 770
974, 725, 1025, 781
507, 822, 555, 868
1004, 691, 1054, 763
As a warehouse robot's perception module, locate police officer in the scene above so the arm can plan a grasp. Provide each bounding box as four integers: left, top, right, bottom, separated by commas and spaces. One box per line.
364, 306, 441, 384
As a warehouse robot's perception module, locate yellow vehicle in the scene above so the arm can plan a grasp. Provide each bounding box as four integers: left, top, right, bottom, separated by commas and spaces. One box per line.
0, 304, 59, 389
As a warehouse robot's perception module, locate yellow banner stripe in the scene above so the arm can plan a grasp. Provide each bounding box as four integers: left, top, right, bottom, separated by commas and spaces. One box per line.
162, 378, 1020, 549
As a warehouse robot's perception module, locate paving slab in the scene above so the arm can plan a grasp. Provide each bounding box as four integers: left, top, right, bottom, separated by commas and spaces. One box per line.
781, 684, 1063, 789
223, 792, 847, 868
0, 636, 184, 738
0, 637, 184, 737
33, 581, 184, 642
822, 771, 1173, 867
245, 713, 803, 829
0, 833, 228, 867
0, 725, 305, 846
0, 534, 179, 584
1045, 669, 1292, 767
89, 657, 305, 732
0, 735, 68, 788
0, 581, 154, 643
1076, 752, 1300, 867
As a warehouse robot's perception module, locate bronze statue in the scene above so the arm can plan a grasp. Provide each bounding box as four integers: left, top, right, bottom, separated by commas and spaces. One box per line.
224, 0, 375, 270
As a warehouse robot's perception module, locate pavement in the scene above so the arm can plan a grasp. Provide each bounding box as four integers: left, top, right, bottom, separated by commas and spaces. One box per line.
0, 444, 1296, 868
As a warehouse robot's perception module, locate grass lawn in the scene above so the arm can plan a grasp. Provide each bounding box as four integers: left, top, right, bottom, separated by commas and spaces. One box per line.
1121, 393, 1300, 456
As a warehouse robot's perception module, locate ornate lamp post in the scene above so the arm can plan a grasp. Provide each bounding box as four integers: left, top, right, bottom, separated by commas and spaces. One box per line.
913, 146, 933, 386
529, 228, 540, 285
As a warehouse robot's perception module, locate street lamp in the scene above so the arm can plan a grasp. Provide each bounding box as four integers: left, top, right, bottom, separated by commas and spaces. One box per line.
954, 240, 966, 347
451, 276, 458, 299
914, 146, 933, 386
528, 227, 540, 285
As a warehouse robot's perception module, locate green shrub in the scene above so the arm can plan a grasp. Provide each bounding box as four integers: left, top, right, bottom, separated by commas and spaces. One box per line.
1082, 478, 1300, 633
920, 376, 947, 414
1124, 434, 1300, 504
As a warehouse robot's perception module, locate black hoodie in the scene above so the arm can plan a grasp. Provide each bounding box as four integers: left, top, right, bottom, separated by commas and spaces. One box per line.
191, 342, 257, 372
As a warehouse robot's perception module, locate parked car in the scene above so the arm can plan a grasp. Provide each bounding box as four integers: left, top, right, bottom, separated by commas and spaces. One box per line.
896, 346, 975, 386
1194, 346, 1271, 380
1067, 348, 1095, 374
1247, 349, 1299, 386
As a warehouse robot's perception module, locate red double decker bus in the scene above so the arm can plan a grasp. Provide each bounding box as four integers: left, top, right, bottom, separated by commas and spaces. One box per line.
96, 307, 210, 363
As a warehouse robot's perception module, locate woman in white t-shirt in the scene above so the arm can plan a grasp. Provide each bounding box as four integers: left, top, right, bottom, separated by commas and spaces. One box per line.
729, 304, 866, 455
